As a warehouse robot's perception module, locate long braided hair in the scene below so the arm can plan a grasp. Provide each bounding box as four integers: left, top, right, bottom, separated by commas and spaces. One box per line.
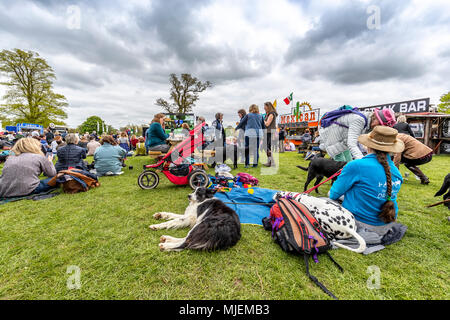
375, 150, 396, 223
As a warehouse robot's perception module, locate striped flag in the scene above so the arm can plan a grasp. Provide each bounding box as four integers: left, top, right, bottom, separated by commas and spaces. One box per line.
283, 92, 293, 105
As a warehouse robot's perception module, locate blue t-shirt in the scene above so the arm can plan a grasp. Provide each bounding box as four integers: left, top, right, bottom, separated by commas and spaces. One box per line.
329, 153, 403, 226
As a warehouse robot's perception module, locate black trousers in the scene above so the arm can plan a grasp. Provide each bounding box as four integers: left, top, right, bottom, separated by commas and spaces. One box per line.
402, 153, 432, 168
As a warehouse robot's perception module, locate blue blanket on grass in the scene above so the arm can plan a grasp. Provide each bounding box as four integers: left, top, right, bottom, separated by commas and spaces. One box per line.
214, 187, 279, 225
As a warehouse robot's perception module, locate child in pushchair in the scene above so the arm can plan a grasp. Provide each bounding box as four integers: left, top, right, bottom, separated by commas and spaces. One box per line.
138, 122, 209, 190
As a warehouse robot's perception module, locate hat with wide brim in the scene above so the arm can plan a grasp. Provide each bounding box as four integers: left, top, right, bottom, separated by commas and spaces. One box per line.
358, 126, 405, 153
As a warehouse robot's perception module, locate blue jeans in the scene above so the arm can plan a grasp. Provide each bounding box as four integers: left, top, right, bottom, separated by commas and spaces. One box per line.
31, 177, 55, 194
245, 136, 260, 166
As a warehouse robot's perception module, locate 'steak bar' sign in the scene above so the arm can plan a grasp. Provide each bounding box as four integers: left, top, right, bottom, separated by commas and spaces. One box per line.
360, 98, 430, 114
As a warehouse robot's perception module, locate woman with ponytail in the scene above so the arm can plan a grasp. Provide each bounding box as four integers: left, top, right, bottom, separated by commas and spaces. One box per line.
329, 126, 405, 234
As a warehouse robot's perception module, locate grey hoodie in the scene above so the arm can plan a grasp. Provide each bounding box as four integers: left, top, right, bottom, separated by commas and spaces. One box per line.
319, 111, 373, 159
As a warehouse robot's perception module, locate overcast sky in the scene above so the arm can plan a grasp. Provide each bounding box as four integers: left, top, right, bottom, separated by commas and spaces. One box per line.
1, 0, 449, 129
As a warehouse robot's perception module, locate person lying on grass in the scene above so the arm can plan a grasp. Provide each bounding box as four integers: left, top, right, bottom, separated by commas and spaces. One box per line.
0, 137, 57, 198
329, 126, 405, 235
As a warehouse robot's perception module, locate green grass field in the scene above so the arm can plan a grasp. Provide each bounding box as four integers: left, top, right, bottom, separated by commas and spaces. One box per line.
0, 152, 449, 300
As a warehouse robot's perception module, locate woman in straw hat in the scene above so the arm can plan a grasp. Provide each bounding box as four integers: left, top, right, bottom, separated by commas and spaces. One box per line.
329, 126, 405, 233
0, 137, 57, 198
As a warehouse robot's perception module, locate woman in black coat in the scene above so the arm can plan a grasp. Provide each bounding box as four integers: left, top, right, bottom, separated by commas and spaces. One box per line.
55, 133, 87, 172
393, 115, 415, 137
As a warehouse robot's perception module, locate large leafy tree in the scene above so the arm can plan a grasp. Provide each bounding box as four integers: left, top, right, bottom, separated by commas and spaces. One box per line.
437, 91, 450, 114
156, 73, 211, 114
78, 116, 107, 135
0, 49, 68, 127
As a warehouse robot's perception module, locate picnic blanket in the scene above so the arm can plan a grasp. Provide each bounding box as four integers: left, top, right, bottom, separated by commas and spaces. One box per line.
214, 187, 279, 225
0, 189, 60, 206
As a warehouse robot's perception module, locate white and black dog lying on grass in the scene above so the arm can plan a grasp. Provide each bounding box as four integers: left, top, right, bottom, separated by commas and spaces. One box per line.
149, 188, 241, 252
275, 191, 366, 253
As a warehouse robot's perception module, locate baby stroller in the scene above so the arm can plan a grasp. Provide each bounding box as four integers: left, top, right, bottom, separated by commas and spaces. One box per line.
138, 123, 209, 190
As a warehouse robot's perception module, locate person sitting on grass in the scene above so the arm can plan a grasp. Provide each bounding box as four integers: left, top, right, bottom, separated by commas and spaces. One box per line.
118, 131, 130, 153
55, 133, 87, 172
146, 113, 170, 154
87, 136, 101, 156
329, 126, 405, 234
130, 135, 139, 150
134, 137, 147, 156
77, 134, 89, 150
93, 135, 127, 176
50, 135, 65, 155
0, 138, 57, 198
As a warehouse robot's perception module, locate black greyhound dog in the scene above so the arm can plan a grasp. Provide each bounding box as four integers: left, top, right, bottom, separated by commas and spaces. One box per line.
435, 173, 450, 210
297, 158, 347, 193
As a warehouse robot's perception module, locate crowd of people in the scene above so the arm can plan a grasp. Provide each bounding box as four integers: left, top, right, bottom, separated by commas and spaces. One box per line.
0, 127, 144, 198
0, 104, 437, 238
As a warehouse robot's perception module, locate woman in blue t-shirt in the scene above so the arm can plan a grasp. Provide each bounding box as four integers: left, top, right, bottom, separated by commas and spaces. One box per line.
329, 126, 405, 234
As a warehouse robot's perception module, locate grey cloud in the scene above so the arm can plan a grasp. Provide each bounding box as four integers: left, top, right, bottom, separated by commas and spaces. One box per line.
311, 52, 427, 84
0, 1, 145, 77
284, 0, 409, 63
283, 1, 436, 84
135, 0, 272, 84
55, 69, 107, 90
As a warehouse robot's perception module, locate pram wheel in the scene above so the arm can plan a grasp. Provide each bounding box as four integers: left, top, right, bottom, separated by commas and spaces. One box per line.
138, 170, 159, 189
188, 170, 209, 190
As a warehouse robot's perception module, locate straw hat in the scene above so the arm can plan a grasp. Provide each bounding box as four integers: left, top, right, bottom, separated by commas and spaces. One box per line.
358, 126, 405, 153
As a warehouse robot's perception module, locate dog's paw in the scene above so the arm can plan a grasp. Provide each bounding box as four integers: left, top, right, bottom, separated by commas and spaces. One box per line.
160, 236, 167, 243
153, 212, 163, 220
159, 243, 166, 251
149, 224, 159, 230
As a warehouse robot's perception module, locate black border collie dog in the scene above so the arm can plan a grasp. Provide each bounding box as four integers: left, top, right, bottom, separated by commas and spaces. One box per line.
435, 174, 450, 210
149, 188, 241, 251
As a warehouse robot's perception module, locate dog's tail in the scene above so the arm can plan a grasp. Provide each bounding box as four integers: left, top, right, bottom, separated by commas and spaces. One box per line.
296, 165, 309, 171
332, 228, 367, 254
435, 174, 450, 197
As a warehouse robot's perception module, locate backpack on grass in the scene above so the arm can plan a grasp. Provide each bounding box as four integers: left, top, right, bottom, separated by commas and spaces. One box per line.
48, 169, 100, 194
262, 197, 343, 299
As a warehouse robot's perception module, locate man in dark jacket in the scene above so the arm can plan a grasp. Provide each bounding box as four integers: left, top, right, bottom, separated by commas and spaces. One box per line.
55, 133, 87, 172
212, 113, 226, 147
45, 129, 54, 144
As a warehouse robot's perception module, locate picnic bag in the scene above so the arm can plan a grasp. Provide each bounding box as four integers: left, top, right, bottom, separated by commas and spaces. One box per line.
319, 105, 367, 129
262, 197, 343, 299
48, 169, 100, 194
